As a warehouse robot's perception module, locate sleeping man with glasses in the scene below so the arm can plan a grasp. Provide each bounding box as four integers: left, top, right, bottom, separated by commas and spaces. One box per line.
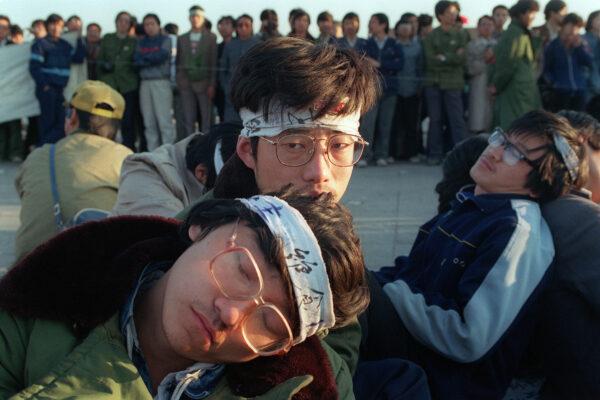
0, 190, 369, 399
358, 110, 588, 399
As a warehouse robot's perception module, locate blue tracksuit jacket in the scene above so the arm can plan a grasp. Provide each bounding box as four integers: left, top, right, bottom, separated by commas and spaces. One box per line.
377, 189, 554, 399
29, 36, 85, 88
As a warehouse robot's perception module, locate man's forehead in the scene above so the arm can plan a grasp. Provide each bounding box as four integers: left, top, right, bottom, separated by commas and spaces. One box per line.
277, 127, 347, 137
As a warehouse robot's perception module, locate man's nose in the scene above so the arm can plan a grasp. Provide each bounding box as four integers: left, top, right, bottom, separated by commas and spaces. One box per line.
302, 141, 332, 182
215, 297, 257, 328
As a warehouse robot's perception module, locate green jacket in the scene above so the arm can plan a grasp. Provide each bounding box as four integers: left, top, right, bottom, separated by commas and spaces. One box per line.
97, 33, 139, 94
491, 21, 541, 130
423, 26, 469, 90
0, 313, 352, 399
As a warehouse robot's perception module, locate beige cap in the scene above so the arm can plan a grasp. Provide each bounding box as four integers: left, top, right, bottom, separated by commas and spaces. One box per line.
70, 80, 125, 120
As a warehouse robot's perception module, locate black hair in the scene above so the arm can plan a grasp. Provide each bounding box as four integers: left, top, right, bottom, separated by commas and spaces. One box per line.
370, 13, 390, 33
204, 19, 212, 31
143, 13, 161, 27
561, 13, 584, 28
401, 12, 417, 21
86, 22, 101, 31
0, 15, 10, 24
45, 14, 64, 27
317, 11, 334, 23
67, 15, 81, 23
237, 14, 253, 24
509, 0, 540, 19
418, 13, 434, 33
435, 1, 459, 20
586, 10, 600, 32
31, 19, 44, 28
218, 15, 236, 27
74, 105, 121, 140
342, 12, 359, 24
164, 23, 179, 35
492, 4, 509, 14
478, 15, 495, 25
115, 11, 132, 25
544, 0, 566, 21
10, 24, 23, 37
260, 9, 277, 21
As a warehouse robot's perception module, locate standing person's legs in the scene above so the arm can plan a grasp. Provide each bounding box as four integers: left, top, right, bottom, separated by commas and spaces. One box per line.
180, 84, 198, 137
373, 94, 398, 162
424, 86, 443, 162
443, 89, 467, 150
194, 81, 212, 134
139, 80, 160, 151
121, 90, 138, 151
173, 89, 187, 142
7, 120, 23, 161
151, 79, 175, 146
360, 103, 379, 162
391, 95, 405, 159
24, 116, 38, 157
36, 86, 64, 146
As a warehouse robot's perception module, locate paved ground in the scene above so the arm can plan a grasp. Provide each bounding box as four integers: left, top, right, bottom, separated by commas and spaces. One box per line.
0, 160, 442, 274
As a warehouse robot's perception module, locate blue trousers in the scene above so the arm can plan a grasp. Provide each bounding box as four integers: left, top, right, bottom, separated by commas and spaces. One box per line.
424, 87, 466, 158
36, 86, 65, 146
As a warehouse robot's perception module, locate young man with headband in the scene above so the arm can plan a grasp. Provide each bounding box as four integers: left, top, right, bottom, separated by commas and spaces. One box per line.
0, 190, 368, 399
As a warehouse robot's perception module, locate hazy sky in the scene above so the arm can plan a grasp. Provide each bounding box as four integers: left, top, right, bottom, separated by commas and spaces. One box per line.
2, 0, 598, 39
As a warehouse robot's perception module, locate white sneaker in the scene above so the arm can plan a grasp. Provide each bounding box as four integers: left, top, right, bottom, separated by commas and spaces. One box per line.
376, 158, 388, 167
356, 160, 368, 168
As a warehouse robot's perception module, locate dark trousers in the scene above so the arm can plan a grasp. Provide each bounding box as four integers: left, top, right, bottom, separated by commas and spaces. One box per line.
0, 119, 22, 160
36, 86, 65, 146
547, 89, 586, 113
391, 95, 421, 159
424, 86, 466, 158
121, 90, 140, 151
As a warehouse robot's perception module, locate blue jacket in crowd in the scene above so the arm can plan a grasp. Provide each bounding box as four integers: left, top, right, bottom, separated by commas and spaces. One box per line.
376, 189, 554, 399
365, 37, 404, 94
133, 34, 171, 80
543, 37, 593, 92
29, 36, 85, 88
335, 36, 369, 55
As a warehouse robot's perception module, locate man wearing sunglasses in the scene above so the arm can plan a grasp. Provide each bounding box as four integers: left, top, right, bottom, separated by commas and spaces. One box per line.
361, 110, 586, 399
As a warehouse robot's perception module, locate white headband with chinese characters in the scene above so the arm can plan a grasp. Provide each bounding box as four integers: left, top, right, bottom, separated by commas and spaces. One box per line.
238, 195, 335, 344
239, 100, 361, 138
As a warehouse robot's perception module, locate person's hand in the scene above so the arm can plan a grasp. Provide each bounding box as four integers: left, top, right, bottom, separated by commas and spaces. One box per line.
207, 85, 215, 100
488, 85, 497, 97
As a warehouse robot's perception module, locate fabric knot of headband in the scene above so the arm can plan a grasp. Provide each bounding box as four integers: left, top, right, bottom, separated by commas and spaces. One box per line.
238, 195, 335, 344
239, 100, 361, 138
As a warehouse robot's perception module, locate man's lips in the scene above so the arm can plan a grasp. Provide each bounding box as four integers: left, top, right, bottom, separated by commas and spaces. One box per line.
191, 307, 215, 345
479, 156, 495, 172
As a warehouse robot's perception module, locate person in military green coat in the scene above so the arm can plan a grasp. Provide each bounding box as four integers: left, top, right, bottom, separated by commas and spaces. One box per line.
490, 0, 542, 130
0, 191, 369, 399
97, 11, 139, 150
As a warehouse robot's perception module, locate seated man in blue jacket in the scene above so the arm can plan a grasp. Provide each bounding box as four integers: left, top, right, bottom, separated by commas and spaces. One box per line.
360, 110, 586, 399
29, 13, 85, 145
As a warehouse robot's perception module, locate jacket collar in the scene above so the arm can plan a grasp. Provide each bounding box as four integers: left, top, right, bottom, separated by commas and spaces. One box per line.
454, 186, 534, 214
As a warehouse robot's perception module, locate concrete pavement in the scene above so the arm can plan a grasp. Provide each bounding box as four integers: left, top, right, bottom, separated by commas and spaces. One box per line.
0, 160, 442, 274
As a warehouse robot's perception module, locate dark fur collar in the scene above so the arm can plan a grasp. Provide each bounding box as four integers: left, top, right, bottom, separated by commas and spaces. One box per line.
0, 216, 337, 399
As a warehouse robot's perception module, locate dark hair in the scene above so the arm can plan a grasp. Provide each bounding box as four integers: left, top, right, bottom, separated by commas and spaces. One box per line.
0, 15, 10, 24
260, 9, 277, 21
115, 11, 132, 25
509, 0, 540, 19
435, 1, 459, 20
436, 135, 489, 213
493, 4, 509, 13
164, 22, 179, 35
586, 11, 600, 32
31, 19, 44, 28
86, 22, 101, 31
74, 107, 121, 140
237, 14, 253, 24
218, 15, 235, 27
204, 19, 212, 31
230, 37, 380, 122
508, 110, 588, 200
342, 12, 359, 24
317, 11, 334, 23
45, 14, 64, 27
10, 24, 23, 37
189, 5, 204, 13
182, 187, 369, 331
561, 13, 584, 28
135, 22, 145, 36
558, 110, 600, 151
544, 0, 566, 20
143, 13, 161, 27
185, 123, 241, 189
371, 13, 390, 33
290, 9, 312, 37
478, 15, 495, 25
418, 13, 434, 33
67, 15, 81, 23
401, 12, 417, 21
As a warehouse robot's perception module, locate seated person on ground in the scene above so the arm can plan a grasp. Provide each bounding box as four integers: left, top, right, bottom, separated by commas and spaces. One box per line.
0, 190, 369, 399
528, 110, 600, 398
13, 80, 132, 262
112, 122, 240, 217
359, 110, 585, 399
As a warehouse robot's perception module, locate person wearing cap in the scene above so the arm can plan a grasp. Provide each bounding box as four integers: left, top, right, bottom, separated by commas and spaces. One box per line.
0, 189, 369, 399
13, 80, 132, 261
29, 13, 86, 145
176, 5, 217, 136
112, 123, 240, 218
360, 110, 586, 399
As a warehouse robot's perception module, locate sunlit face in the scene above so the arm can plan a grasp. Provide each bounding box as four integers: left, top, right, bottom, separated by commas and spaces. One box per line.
237, 128, 354, 202
143, 17, 160, 37
521, 11, 538, 28
478, 18, 495, 38
31, 22, 47, 38
67, 18, 82, 32
342, 18, 359, 37
0, 18, 9, 41
190, 13, 205, 30
407, 16, 419, 36
236, 17, 253, 40
218, 19, 234, 40
368, 16, 386, 36
293, 15, 309, 36
439, 5, 459, 26
470, 133, 549, 196
86, 25, 101, 43
160, 222, 292, 364
47, 21, 64, 39
560, 22, 582, 44
493, 8, 509, 29
396, 23, 412, 40
116, 14, 131, 35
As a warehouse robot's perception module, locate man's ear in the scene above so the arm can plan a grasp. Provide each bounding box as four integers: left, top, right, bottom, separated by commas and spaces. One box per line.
188, 225, 202, 241
194, 164, 208, 185
236, 136, 256, 171
64, 107, 79, 135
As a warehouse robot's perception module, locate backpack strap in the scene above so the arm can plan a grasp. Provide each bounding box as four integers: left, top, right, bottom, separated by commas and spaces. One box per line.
49, 144, 65, 231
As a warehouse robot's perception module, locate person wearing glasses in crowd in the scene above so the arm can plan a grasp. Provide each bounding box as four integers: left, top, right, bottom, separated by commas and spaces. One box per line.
359, 110, 587, 399
0, 190, 369, 399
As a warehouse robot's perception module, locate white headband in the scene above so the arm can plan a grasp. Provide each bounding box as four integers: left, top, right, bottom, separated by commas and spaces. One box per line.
238, 195, 335, 344
239, 101, 361, 138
